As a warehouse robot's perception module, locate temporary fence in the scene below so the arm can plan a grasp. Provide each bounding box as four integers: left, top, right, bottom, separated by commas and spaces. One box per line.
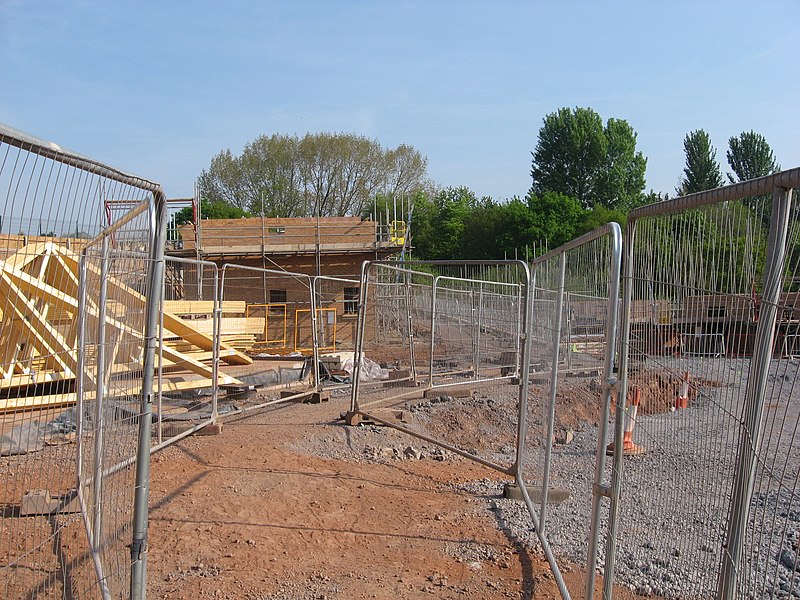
0, 124, 166, 599
349, 260, 531, 474
216, 264, 318, 412
154, 256, 222, 448
609, 169, 800, 599
520, 223, 623, 600
311, 274, 362, 399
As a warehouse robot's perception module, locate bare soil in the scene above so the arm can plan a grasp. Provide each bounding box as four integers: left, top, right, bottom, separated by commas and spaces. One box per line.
144, 392, 634, 600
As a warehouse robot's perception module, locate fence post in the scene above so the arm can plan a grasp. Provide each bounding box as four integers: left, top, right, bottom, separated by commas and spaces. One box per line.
475, 283, 484, 379
350, 261, 371, 413
211, 263, 221, 422
540, 252, 566, 533
406, 272, 417, 383
129, 192, 167, 600
92, 236, 111, 552
603, 218, 638, 600
718, 186, 793, 598
429, 276, 438, 388
586, 222, 623, 600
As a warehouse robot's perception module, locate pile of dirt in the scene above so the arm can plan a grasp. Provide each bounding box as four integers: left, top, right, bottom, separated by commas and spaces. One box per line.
628, 369, 725, 415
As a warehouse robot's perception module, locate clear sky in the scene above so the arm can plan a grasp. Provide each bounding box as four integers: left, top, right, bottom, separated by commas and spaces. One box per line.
2, 1, 798, 203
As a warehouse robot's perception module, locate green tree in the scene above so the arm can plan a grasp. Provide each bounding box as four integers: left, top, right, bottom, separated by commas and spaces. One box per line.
529, 107, 646, 210
726, 130, 780, 183
676, 130, 723, 195
425, 187, 479, 260
526, 191, 585, 250
174, 199, 251, 226
199, 133, 429, 218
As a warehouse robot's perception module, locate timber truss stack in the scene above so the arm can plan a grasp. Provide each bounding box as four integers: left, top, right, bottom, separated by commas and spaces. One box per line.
0, 242, 252, 413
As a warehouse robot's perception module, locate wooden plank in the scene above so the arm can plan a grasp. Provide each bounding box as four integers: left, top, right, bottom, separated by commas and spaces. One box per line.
163, 300, 247, 315
178, 317, 265, 337
0, 273, 76, 375
55, 246, 253, 366
0, 371, 240, 412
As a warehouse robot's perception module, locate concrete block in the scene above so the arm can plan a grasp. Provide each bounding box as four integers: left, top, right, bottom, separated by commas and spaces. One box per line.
280, 390, 330, 403
20, 489, 80, 516
197, 422, 223, 436
503, 483, 570, 504
385, 369, 416, 388
423, 386, 472, 399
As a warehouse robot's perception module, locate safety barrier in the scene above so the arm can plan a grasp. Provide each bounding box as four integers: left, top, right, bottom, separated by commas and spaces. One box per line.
349, 260, 531, 475
610, 169, 800, 599
0, 123, 166, 599
520, 223, 623, 599
154, 256, 222, 448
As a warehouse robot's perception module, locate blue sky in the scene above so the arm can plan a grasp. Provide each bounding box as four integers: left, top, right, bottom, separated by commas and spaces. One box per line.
2, 1, 798, 203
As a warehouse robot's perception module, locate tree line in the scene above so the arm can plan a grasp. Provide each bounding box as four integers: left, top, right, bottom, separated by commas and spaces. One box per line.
184, 107, 783, 261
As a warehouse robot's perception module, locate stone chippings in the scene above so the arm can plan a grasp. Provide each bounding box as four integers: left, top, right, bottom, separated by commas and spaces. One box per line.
295, 360, 799, 598
452, 359, 800, 599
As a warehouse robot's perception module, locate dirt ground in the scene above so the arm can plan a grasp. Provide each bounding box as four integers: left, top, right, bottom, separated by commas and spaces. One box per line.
144, 391, 629, 600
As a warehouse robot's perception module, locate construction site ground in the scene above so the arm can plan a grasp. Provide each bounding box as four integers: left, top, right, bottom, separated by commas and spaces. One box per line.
145, 386, 640, 600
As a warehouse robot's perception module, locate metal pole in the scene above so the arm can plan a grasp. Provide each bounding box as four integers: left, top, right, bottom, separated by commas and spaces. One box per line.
75, 250, 88, 493
539, 251, 566, 533
211, 263, 221, 422
157, 261, 165, 445
429, 276, 438, 388
515, 283, 523, 377
475, 283, 484, 380
75, 247, 111, 599
350, 261, 371, 413
586, 223, 622, 600
718, 186, 792, 599
566, 292, 572, 371
309, 276, 321, 393
406, 272, 417, 383
130, 192, 167, 600
91, 236, 110, 552
513, 263, 534, 475
603, 218, 637, 600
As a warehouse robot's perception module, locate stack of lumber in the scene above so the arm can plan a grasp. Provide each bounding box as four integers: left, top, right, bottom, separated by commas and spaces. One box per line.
163, 300, 265, 350
0, 242, 253, 413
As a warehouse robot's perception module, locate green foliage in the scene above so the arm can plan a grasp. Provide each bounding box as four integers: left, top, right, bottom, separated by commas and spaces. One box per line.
529, 107, 646, 210
173, 199, 251, 226
726, 130, 780, 183
425, 187, 480, 260
577, 205, 627, 236
676, 130, 723, 195
526, 191, 585, 249
199, 133, 429, 218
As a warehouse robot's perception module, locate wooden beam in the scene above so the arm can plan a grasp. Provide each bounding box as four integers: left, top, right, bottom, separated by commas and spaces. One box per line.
55, 246, 253, 366
0, 273, 75, 375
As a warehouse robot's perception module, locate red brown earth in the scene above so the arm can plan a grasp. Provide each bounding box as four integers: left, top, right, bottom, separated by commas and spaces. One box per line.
145, 393, 643, 600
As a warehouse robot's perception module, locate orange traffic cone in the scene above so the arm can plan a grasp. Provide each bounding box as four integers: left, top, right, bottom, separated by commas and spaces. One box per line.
607, 387, 646, 456
675, 371, 690, 409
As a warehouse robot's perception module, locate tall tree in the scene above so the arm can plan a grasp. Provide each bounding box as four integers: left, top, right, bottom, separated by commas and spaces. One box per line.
199, 133, 429, 218
526, 191, 585, 249
529, 107, 646, 210
676, 130, 723, 195
726, 130, 780, 183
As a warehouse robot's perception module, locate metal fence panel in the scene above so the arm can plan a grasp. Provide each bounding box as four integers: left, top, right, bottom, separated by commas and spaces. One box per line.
610, 169, 800, 599
217, 264, 316, 412
519, 223, 622, 600
0, 123, 165, 599
154, 256, 221, 448
350, 260, 530, 476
